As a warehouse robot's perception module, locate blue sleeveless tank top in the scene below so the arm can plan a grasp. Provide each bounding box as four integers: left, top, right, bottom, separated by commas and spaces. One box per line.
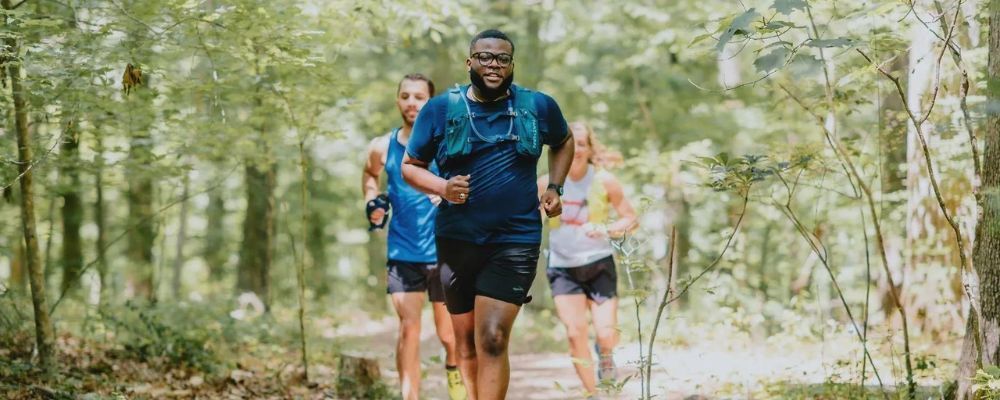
385, 128, 437, 263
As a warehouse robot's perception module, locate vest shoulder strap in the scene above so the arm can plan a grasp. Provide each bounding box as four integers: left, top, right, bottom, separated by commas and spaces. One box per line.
446, 85, 467, 120
512, 85, 536, 112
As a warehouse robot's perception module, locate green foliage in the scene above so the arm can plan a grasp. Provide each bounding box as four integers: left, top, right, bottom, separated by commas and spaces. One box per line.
100, 302, 219, 372
336, 373, 399, 400
716, 9, 760, 51
806, 37, 857, 48
690, 152, 799, 194
0, 0, 991, 396
0, 291, 32, 358
754, 46, 791, 73
772, 0, 807, 15
763, 381, 914, 399
974, 366, 1000, 400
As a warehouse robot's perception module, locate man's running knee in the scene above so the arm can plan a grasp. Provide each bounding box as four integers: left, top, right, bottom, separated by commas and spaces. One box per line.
480, 326, 510, 357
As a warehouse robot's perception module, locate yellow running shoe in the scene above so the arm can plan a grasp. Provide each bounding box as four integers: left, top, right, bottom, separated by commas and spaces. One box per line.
446, 367, 468, 400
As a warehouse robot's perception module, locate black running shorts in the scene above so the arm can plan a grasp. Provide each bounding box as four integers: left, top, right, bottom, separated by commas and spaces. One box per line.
547, 255, 617, 304
436, 237, 540, 314
386, 260, 446, 303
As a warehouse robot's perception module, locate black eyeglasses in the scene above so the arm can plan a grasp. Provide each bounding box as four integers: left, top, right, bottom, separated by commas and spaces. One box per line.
471, 52, 513, 67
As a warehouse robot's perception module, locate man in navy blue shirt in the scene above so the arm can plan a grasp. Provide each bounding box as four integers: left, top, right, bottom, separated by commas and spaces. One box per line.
402, 30, 574, 399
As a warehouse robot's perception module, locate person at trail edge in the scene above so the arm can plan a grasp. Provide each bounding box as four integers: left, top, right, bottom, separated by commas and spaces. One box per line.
361, 73, 467, 400
401, 29, 575, 399
537, 121, 637, 399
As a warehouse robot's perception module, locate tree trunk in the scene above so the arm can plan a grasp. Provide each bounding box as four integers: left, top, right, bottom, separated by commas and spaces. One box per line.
297, 141, 310, 381
305, 158, 329, 297
42, 195, 56, 291
94, 131, 108, 305
59, 119, 83, 295
2, 108, 10, 206
903, 12, 960, 335
235, 57, 275, 308
955, 3, 1000, 398
236, 162, 275, 308
8, 231, 26, 293
517, 3, 544, 89
717, 44, 741, 89
125, 63, 157, 302
306, 208, 328, 295
204, 187, 227, 280
4, 0, 56, 369
336, 353, 381, 398
977, 0, 1000, 365
954, 313, 980, 399
879, 54, 909, 193
755, 223, 773, 303
905, 21, 938, 273
172, 171, 190, 299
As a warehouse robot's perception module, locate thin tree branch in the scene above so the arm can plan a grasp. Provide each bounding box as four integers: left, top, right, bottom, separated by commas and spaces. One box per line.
912, 0, 964, 54
664, 193, 749, 306
857, 49, 970, 274
689, 38, 811, 93
779, 75, 915, 398
1, 129, 68, 191
860, 208, 873, 393
644, 226, 677, 397
780, 199, 888, 396
773, 170, 888, 395
930, 0, 982, 204
776, 83, 860, 195
918, 0, 962, 126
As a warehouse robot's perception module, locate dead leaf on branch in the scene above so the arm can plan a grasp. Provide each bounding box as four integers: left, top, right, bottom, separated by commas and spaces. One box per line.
122, 63, 143, 95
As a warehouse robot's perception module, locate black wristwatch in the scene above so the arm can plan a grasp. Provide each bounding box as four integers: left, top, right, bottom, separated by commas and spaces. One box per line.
546, 183, 564, 196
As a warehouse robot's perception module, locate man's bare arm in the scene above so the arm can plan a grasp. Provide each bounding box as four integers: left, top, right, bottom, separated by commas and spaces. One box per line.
361, 136, 389, 202
402, 154, 469, 204
539, 134, 574, 218
536, 174, 549, 198
547, 135, 574, 186
401, 154, 445, 196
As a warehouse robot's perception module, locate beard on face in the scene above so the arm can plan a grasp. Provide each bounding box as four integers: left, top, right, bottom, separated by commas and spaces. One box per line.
469, 69, 513, 101
399, 110, 416, 126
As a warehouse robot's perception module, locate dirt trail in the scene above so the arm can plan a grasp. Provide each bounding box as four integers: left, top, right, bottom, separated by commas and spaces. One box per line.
333, 312, 948, 399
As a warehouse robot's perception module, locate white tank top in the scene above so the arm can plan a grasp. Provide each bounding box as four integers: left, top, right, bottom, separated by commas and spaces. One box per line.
547, 166, 614, 268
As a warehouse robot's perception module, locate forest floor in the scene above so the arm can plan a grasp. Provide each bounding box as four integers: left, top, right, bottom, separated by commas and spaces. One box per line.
0, 295, 961, 399
335, 308, 959, 399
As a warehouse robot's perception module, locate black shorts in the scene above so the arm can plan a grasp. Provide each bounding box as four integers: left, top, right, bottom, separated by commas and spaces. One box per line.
547, 255, 617, 304
436, 237, 540, 314
386, 260, 446, 303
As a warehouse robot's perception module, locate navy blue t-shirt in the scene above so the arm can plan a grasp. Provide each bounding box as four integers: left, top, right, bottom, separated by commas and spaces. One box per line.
406, 87, 569, 244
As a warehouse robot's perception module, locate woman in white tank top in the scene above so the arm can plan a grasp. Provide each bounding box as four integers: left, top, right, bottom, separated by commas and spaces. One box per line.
537, 121, 637, 398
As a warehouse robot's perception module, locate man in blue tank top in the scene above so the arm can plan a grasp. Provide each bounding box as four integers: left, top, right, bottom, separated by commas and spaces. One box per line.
401, 30, 575, 399
362, 73, 467, 400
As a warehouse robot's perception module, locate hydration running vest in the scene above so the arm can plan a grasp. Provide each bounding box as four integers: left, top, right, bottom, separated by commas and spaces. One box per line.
443, 84, 542, 163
